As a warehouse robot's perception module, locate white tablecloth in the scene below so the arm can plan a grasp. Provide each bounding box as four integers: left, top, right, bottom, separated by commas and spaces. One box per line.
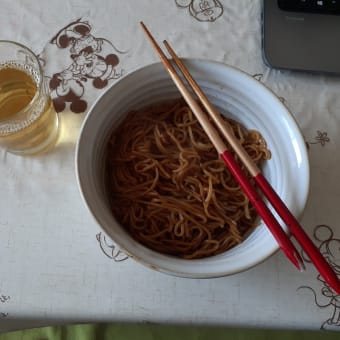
1, 0, 340, 332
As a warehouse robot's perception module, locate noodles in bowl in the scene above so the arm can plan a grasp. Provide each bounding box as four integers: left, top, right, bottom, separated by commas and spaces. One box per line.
76, 59, 309, 277
106, 98, 271, 259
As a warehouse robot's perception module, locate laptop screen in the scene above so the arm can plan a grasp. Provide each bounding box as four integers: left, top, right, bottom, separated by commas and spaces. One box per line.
278, 0, 340, 15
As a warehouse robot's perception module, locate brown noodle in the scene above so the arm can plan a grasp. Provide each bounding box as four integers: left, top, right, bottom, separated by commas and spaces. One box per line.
106, 99, 271, 259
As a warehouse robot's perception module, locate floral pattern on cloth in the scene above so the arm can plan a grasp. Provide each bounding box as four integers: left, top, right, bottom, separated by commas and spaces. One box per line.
40, 18, 124, 114
251, 73, 331, 150
306, 130, 330, 148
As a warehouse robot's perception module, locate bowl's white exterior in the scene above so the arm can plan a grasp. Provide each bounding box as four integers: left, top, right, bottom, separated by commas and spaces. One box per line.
76, 59, 310, 278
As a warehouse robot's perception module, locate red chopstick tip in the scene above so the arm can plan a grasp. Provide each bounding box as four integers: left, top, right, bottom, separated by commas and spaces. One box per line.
297, 256, 306, 272
289, 249, 305, 272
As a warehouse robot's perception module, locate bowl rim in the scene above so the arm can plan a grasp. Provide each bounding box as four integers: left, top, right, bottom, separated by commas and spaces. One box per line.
75, 58, 310, 278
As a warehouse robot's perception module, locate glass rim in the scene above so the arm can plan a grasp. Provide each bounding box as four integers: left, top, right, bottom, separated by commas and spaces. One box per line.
0, 40, 45, 123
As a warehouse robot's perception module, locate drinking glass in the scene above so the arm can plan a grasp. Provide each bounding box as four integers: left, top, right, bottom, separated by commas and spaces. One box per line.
0, 40, 59, 155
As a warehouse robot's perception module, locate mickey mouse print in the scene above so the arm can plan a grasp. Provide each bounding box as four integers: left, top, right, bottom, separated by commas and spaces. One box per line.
175, 0, 224, 22
40, 18, 124, 114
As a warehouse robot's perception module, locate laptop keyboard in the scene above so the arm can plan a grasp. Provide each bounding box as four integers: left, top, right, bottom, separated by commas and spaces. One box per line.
278, 0, 340, 14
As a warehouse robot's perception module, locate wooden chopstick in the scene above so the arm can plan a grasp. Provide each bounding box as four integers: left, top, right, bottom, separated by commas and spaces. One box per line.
140, 22, 340, 295
163, 40, 260, 177
140, 21, 304, 272
161, 38, 340, 295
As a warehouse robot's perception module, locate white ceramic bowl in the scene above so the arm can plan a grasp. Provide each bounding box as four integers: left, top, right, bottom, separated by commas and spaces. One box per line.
76, 59, 310, 278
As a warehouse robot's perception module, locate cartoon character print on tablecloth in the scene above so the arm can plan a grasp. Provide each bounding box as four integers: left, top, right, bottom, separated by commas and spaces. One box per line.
43, 19, 123, 114
175, 0, 223, 22
96, 232, 129, 262
0, 295, 10, 318
298, 225, 340, 330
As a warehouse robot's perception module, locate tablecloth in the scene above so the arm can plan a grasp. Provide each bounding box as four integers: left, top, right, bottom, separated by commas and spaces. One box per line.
1, 0, 340, 332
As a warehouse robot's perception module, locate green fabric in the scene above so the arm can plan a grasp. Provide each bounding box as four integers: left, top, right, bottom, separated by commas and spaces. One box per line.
0, 323, 339, 340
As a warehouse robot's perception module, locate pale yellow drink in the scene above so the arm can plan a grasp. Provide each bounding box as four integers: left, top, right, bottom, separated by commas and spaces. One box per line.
0, 41, 59, 155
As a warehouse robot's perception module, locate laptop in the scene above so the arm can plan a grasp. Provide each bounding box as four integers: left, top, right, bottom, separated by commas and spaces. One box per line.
262, 0, 340, 74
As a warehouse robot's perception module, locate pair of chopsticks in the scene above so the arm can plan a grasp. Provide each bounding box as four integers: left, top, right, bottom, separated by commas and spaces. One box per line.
140, 22, 340, 295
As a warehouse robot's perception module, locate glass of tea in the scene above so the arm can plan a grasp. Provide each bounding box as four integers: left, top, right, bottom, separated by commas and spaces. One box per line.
0, 40, 59, 155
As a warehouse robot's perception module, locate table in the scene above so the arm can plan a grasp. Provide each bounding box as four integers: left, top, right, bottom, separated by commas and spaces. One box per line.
1, 0, 340, 332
